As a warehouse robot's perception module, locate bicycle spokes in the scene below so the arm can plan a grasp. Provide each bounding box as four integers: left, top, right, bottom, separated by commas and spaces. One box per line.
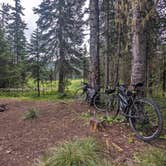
130, 100, 160, 139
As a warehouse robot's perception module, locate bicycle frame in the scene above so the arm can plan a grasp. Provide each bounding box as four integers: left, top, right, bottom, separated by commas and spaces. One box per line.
110, 85, 139, 119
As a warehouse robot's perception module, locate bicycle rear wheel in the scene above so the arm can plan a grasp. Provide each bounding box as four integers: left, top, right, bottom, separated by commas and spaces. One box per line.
93, 92, 109, 112
129, 98, 163, 141
74, 88, 87, 103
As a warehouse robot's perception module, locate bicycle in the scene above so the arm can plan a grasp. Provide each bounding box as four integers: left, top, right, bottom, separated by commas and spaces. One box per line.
93, 82, 163, 141
74, 82, 100, 105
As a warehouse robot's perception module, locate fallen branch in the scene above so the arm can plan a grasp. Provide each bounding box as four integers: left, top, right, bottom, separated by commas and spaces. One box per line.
112, 142, 123, 152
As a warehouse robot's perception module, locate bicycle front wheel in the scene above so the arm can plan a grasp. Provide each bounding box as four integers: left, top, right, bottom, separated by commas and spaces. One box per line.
129, 98, 163, 141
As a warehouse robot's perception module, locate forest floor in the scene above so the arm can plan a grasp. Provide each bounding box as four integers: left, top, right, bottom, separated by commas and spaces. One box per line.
0, 99, 165, 166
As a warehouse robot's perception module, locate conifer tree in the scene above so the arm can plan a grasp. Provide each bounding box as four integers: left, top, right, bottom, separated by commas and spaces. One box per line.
28, 28, 42, 97
34, 0, 86, 93
0, 3, 10, 31
8, 0, 27, 64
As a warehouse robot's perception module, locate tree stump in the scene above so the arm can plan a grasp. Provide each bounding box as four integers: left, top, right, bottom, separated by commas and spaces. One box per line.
89, 117, 107, 132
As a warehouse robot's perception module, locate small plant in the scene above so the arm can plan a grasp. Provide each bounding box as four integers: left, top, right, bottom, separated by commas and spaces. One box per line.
23, 108, 39, 120
101, 115, 125, 125
160, 134, 166, 139
36, 138, 109, 166
134, 147, 166, 166
57, 93, 68, 99
81, 112, 91, 119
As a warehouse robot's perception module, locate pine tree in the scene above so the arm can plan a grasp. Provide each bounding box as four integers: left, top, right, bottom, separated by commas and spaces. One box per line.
28, 28, 42, 97
8, 0, 27, 64
0, 27, 18, 88
34, 0, 86, 93
0, 3, 10, 31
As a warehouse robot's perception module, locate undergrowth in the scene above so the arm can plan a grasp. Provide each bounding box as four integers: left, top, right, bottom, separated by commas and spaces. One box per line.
133, 147, 166, 166
23, 108, 39, 120
35, 138, 111, 166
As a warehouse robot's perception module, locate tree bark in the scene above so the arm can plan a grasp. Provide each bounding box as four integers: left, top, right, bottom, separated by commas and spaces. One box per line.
131, 1, 146, 90
36, 28, 40, 97
104, 0, 110, 87
163, 52, 166, 96
89, 0, 100, 88
37, 53, 40, 97
58, 1, 65, 93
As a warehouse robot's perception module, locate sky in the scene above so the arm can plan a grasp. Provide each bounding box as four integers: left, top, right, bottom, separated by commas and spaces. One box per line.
0, 0, 41, 40
0, 0, 89, 46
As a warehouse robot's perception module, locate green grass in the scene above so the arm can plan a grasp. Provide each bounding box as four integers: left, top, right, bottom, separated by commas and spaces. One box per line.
23, 108, 39, 120
133, 147, 166, 166
154, 97, 166, 130
36, 138, 111, 166
0, 79, 82, 101
101, 115, 125, 125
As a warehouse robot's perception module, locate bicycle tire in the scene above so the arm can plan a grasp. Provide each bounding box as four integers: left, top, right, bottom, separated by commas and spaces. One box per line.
74, 88, 87, 103
93, 92, 109, 112
129, 98, 163, 141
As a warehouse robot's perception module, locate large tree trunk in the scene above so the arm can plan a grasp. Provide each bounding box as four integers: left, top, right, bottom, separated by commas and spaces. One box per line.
58, 63, 65, 93
163, 52, 166, 96
58, 47, 65, 93
130, 1, 146, 90
114, 0, 121, 87
89, 0, 100, 88
104, 0, 110, 87
58, 1, 65, 93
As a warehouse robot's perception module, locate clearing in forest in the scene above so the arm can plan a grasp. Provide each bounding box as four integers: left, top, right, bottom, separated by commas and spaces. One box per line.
0, 99, 165, 166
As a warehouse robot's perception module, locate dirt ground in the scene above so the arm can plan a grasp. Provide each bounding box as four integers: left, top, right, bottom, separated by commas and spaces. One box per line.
0, 99, 165, 166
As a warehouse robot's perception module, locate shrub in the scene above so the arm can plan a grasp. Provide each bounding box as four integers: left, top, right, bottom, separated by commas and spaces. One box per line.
36, 138, 109, 166
23, 108, 39, 120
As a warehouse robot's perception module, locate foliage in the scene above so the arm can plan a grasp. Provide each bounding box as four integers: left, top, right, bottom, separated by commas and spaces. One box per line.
7, 0, 27, 63
0, 1, 27, 88
81, 112, 91, 120
0, 28, 10, 88
101, 115, 125, 125
154, 97, 166, 130
36, 138, 109, 166
23, 108, 39, 120
34, 0, 86, 93
133, 147, 166, 166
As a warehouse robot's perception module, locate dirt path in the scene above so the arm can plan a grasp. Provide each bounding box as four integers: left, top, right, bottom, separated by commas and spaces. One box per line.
0, 99, 165, 166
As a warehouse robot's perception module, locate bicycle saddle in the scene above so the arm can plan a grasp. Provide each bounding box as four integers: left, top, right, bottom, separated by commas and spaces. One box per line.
105, 88, 115, 94
132, 82, 144, 88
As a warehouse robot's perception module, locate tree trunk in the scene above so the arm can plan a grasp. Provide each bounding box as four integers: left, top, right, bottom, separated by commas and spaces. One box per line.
58, 60, 65, 93
37, 54, 40, 97
130, 1, 146, 91
163, 52, 166, 96
36, 28, 40, 97
104, 0, 110, 87
89, 0, 100, 88
58, 1, 65, 93
114, 0, 121, 87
